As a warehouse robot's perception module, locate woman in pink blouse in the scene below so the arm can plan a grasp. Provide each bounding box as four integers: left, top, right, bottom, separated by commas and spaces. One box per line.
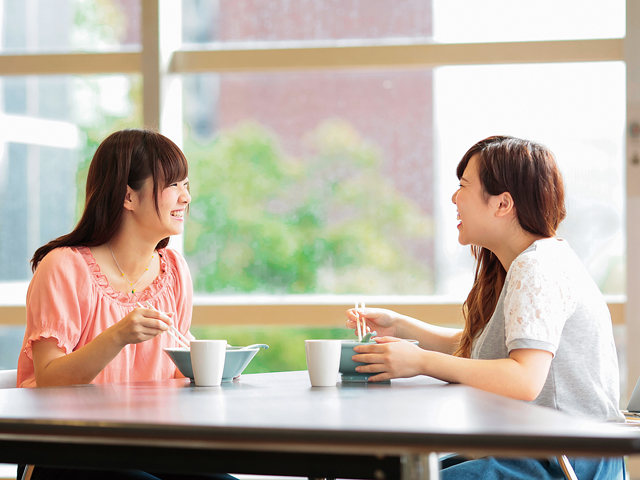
17, 129, 235, 480
18, 128, 193, 388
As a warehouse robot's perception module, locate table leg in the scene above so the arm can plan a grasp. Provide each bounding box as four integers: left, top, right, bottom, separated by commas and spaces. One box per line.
401, 452, 440, 480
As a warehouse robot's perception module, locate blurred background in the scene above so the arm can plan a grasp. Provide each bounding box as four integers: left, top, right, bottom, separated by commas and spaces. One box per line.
0, 0, 627, 378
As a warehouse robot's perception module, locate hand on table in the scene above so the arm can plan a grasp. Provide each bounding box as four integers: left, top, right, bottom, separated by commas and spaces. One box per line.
352, 336, 426, 382
345, 307, 398, 338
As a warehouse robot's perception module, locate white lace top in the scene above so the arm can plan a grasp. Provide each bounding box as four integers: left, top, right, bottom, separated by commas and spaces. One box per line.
470, 238, 623, 422
503, 241, 578, 354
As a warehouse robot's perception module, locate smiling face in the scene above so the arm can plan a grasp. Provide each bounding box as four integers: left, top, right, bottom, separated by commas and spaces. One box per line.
133, 176, 191, 240
451, 155, 499, 248
161, 177, 191, 235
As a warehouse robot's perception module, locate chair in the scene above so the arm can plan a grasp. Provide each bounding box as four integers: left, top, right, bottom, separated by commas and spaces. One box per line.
0, 369, 16, 389
558, 455, 579, 480
0, 370, 32, 480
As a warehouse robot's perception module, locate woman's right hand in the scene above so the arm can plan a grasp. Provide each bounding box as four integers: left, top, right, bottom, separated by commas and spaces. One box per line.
345, 307, 399, 338
108, 307, 173, 348
32, 307, 175, 387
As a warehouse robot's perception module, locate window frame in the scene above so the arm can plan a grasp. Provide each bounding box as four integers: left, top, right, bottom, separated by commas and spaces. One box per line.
0, 0, 630, 344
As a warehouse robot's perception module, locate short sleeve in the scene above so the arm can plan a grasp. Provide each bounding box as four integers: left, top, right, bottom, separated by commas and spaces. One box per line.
24, 248, 94, 359
503, 253, 577, 354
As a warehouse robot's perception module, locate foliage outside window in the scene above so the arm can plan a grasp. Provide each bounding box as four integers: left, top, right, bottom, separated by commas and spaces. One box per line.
184, 121, 433, 295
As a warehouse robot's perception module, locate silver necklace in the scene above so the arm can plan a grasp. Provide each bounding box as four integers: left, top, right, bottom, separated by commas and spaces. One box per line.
107, 242, 155, 294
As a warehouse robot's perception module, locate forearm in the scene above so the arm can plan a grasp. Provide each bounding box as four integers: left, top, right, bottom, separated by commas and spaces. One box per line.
393, 314, 462, 354
420, 350, 547, 401
35, 332, 124, 387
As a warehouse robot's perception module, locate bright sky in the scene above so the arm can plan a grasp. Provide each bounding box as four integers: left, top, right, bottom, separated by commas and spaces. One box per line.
433, 0, 625, 43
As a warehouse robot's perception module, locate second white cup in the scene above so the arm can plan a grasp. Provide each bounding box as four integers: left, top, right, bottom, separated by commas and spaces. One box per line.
305, 340, 342, 387
190, 340, 227, 386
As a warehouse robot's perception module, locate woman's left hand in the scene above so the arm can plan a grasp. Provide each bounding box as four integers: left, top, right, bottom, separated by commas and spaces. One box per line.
352, 337, 427, 382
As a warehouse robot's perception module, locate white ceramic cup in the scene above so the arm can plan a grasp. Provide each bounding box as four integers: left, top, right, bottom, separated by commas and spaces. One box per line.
190, 340, 227, 387
305, 340, 342, 387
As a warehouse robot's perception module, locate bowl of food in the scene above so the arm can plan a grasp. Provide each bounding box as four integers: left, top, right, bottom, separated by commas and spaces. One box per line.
164, 344, 268, 383
339, 338, 418, 383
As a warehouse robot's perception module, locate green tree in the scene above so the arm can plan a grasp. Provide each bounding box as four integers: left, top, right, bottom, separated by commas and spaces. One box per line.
185, 120, 434, 295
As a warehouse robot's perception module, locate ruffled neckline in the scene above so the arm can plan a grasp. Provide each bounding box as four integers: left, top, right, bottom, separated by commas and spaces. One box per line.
76, 246, 169, 305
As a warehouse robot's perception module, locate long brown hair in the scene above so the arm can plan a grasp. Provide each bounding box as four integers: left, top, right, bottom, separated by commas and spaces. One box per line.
453, 136, 566, 358
31, 129, 189, 272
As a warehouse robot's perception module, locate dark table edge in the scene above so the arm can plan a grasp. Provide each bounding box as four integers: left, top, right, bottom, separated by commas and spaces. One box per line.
0, 437, 632, 480
0, 440, 400, 480
0, 420, 638, 457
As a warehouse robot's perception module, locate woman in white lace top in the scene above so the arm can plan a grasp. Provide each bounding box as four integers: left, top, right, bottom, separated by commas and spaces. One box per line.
345, 136, 623, 479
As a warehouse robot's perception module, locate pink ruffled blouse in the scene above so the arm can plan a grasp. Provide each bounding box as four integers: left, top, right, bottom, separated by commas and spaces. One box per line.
17, 246, 194, 388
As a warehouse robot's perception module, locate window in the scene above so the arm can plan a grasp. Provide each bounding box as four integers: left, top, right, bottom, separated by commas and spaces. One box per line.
178, 2, 625, 298
0, 1, 628, 373
0, 74, 140, 285
183, 69, 436, 295
434, 62, 625, 296
1, 0, 141, 53
433, 0, 624, 43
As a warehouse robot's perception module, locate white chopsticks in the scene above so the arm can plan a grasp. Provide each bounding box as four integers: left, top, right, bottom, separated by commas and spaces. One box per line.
136, 301, 190, 349
355, 301, 366, 341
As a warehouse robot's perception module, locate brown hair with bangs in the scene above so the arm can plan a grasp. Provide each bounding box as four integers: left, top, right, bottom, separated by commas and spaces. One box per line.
453, 136, 566, 358
31, 129, 189, 272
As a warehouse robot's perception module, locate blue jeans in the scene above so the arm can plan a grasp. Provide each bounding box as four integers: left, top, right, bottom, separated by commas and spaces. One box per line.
441, 456, 625, 480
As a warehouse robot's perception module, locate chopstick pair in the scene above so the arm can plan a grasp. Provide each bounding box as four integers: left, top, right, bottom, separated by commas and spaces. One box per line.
136, 301, 190, 349
355, 301, 366, 341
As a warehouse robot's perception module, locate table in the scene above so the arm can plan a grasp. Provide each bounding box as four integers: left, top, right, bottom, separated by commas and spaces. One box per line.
0, 371, 637, 480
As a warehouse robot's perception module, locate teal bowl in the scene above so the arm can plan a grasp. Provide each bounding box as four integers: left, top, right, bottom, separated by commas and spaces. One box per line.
339, 339, 418, 383
164, 345, 267, 383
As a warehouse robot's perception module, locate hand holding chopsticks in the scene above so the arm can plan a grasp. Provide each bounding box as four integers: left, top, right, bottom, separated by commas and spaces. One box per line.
136, 301, 190, 349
